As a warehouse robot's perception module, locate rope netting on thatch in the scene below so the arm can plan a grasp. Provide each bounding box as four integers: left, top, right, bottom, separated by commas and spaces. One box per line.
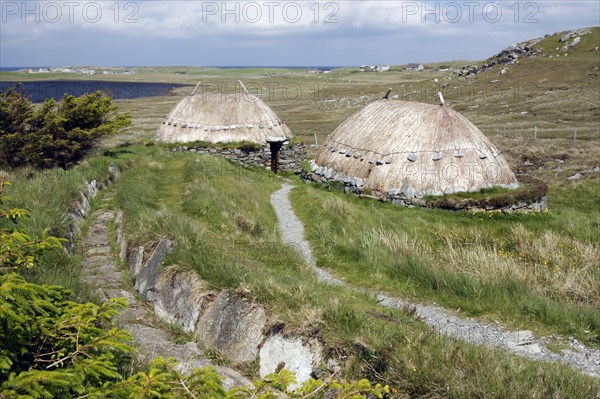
314, 99, 518, 196
156, 93, 292, 144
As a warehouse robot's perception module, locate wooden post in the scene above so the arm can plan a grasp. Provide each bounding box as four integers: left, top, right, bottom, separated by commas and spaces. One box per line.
190, 81, 201, 96
314, 133, 318, 147
534, 125, 537, 140
573, 128, 577, 140
269, 141, 284, 174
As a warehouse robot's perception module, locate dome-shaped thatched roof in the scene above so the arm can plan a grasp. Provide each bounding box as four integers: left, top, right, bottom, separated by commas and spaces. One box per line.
314, 99, 518, 196
156, 93, 292, 145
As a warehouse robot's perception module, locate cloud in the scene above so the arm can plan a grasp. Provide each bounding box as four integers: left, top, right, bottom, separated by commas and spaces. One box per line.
1, 0, 598, 66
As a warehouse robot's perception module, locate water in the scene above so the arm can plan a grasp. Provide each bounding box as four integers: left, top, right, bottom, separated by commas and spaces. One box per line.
0, 80, 187, 102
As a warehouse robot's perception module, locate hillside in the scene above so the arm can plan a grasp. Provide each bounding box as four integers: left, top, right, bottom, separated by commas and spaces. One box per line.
1, 28, 599, 398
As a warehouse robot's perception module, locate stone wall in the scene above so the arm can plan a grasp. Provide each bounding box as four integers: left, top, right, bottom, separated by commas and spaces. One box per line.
170, 143, 308, 173
127, 239, 329, 386
66, 163, 120, 251
302, 161, 547, 213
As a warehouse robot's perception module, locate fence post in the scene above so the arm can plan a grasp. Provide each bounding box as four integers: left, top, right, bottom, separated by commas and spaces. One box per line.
573, 128, 577, 141
534, 125, 537, 140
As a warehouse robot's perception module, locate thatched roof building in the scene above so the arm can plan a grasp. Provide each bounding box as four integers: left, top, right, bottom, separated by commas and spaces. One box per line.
156, 91, 292, 145
312, 97, 518, 197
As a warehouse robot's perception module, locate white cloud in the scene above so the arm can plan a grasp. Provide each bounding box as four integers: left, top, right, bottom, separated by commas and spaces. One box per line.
1, 0, 598, 66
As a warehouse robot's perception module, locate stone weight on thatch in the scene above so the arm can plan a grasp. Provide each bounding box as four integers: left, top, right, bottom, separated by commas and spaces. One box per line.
314, 99, 518, 196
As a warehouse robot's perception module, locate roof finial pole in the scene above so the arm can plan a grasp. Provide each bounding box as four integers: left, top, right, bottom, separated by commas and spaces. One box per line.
437, 91, 445, 106
383, 88, 392, 99
190, 81, 201, 96
238, 80, 249, 94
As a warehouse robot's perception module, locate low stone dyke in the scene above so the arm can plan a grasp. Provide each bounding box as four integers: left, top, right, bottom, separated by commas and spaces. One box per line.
170, 143, 308, 173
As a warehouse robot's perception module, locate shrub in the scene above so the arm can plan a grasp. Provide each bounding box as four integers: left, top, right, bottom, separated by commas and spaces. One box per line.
0, 86, 131, 169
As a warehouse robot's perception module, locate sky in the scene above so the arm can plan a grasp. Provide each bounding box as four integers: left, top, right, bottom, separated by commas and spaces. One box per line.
1, 0, 599, 67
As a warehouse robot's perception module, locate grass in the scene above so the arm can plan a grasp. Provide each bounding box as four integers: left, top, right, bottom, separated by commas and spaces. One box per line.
424, 178, 548, 210
290, 179, 600, 347
106, 145, 600, 397
0, 152, 133, 298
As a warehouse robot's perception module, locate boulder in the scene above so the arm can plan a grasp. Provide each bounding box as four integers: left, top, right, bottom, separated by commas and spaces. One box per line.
196, 291, 266, 363
570, 36, 581, 47
153, 266, 214, 334
134, 239, 173, 301
259, 334, 323, 390
559, 33, 571, 43
128, 245, 145, 277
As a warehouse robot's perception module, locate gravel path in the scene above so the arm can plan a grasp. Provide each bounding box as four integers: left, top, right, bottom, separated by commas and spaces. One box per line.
270, 183, 600, 379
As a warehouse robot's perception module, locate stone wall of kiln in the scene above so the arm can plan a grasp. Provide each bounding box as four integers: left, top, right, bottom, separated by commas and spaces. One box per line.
171, 144, 308, 173
303, 160, 547, 213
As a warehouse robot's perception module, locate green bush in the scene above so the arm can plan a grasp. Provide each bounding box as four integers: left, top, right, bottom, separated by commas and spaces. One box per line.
0, 86, 131, 169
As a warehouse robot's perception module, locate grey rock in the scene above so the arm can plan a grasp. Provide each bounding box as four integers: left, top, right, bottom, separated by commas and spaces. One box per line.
352, 177, 365, 187
126, 323, 251, 389
154, 266, 213, 334
196, 291, 266, 363
108, 163, 121, 180
259, 334, 323, 391
567, 173, 583, 180
115, 211, 127, 262
128, 245, 145, 278
570, 36, 581, 47
559, 33, 571, 42
134, 239, 173, 301
83, 178, 98, 200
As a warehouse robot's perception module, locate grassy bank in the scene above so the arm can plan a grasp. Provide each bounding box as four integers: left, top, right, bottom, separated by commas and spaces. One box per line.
110, 145, 598, 397
0, 154, 132, 296
290, 179, 599, 347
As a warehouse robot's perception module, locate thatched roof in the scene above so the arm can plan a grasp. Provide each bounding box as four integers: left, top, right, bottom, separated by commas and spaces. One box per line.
156, 92, 292, 145
313, 99, 518, 196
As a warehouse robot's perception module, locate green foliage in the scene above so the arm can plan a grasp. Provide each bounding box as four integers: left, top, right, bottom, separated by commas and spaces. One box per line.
0, 273, 133, 397
0, 86, 131, 169
85, 357, 388, 399
424, 178, 548, 210
0, 184, 65, 273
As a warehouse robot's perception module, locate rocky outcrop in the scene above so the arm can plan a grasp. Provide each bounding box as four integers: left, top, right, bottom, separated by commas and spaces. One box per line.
455, 28, 593, 78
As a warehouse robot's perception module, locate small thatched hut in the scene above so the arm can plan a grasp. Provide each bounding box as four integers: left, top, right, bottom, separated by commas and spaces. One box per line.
312, 97, 518, 197
156, 90, 292, 145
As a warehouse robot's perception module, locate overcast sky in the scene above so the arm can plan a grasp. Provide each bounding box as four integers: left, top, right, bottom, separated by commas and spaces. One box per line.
1, 1, 598, 67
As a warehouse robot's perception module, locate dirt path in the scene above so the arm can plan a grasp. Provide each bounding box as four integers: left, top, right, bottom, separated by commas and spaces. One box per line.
270, 183, 600, 378
80, 199, 250, 389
